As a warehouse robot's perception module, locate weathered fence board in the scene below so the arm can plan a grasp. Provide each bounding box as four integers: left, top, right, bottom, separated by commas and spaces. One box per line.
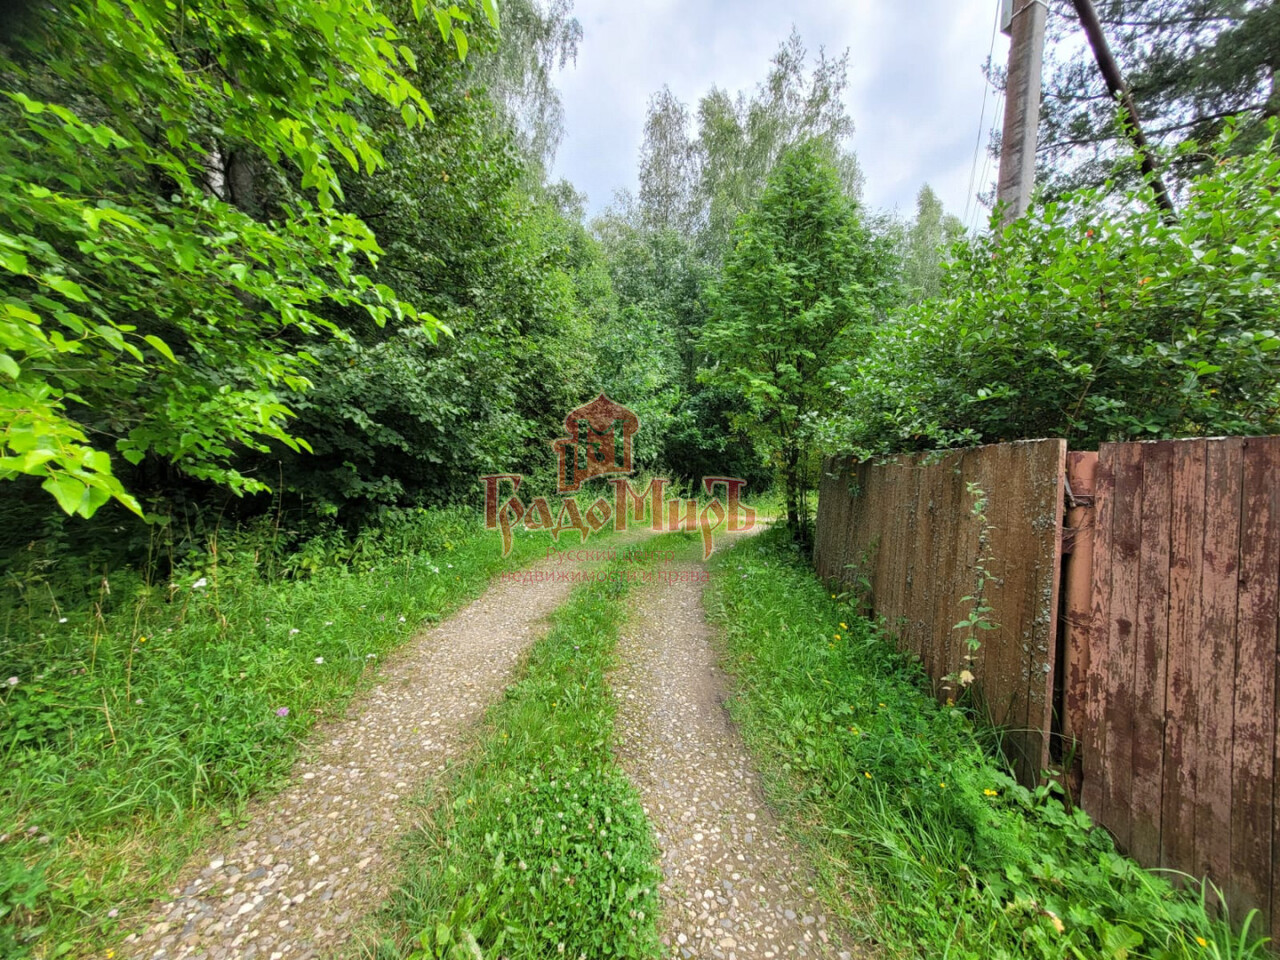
815, 440, 1066, 785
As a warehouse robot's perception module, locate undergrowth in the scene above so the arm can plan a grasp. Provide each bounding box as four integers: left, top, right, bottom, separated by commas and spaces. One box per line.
707, 528, 1270, 960
360, 538, 687, 960
0, 507, 548, 958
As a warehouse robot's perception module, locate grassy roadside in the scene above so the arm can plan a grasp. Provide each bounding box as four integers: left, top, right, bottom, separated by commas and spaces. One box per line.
706, 528, 1268, 960
0, 509, 551, 958
358, 536, 697, 960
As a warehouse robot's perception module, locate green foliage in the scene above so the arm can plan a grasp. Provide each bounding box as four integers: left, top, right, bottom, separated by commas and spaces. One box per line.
366, 543, 670, 960
840, 126, 1280, 456
0, 0, 499, 518
0, 506, 544, 956
896, 184, 966, 302
701, 142, 895, 534
707, 529, 1269, 960
635, 30, 862, 260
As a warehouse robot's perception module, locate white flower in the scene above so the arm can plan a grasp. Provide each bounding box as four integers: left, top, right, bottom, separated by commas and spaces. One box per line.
192, 577, 208, 590
397, 616, 406, 623
135, 698, 143, 705
289, 628, 300, 635
314, 656, 325, 664
324, 621, 333, 627
58, 617, 68, 624
5, 677, 17, 687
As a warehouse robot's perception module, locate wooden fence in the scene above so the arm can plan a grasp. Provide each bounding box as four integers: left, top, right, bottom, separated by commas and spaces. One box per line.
1070, 436, 1280, 927
814, 439, 1066, 786
814, 435, 1280, 939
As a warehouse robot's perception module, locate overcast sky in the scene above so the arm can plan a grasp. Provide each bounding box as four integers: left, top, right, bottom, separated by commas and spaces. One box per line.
549, 0, 1006, 227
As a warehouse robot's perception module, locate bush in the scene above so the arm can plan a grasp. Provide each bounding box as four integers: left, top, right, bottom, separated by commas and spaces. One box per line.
836, 124, 1280, 457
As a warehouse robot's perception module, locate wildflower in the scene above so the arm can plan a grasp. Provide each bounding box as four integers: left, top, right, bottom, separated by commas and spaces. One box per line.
984, 789, 998, 797
107, 908, 118, 918
864, 771, 872, 779
314, 656, 324, 664
289, 628, 300, 635
5, 677, 17, 687
1196, 937, 1208, 947
192, 577, 208, 590
276, 707, 290, 717
398, 616, 406, 623
135, 698, 144, 705
106, 951, 115, 959
366, 653, 377, 660
959, 669, 975, 686
878, 702, 886, 708
834, 633, 841, 640
58, 617, 68, 624
940, 782, 947, 788
1139, 276, 1153, 285
324, 621, 334, 627
840, 622, 847, 629
138, 637, 146, 644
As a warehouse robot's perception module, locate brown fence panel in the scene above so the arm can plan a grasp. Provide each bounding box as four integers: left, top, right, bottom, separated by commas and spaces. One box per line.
815, 439, 1066, 785
1079, 436, 1280, 938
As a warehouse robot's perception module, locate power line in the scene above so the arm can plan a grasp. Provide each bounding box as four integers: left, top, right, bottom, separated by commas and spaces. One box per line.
964, 0, 1004, 232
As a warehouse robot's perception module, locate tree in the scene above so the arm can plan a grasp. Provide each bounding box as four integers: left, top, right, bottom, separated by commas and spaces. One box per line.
471, 0, 581, 174
1039, 0, 1279, 193
0, 0, 492, 518
700, 142, 895, 540
633, 30, 864, 264
900, 184, 966, 302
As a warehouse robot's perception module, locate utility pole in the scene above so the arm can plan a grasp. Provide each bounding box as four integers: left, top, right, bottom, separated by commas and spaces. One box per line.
996, 0, 1048, 225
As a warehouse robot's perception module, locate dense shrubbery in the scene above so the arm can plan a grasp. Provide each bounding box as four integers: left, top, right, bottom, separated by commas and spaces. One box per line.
834, 127, 1280, 457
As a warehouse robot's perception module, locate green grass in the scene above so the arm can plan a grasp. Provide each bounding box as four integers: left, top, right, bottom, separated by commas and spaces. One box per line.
358, 537, 692, 960
706, 528, 1270, 960
0, 507, 550, 959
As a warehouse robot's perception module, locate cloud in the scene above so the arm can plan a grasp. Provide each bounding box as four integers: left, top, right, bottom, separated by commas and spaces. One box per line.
549, 0, 1004, 224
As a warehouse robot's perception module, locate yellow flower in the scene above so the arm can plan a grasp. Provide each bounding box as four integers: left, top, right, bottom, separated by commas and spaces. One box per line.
1196, 937, 1208, 947
834, 634, 841, 640
106, 952, 115, 960
940, 782, 947, 788
878, 702, 886, 708
138, 637, 147, 644
839, 622, 847, 629
984, 789, 999, 797
863, 771, 872, 779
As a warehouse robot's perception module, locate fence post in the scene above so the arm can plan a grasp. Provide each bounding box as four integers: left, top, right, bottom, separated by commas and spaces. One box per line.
1061, 450, 1098, 800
